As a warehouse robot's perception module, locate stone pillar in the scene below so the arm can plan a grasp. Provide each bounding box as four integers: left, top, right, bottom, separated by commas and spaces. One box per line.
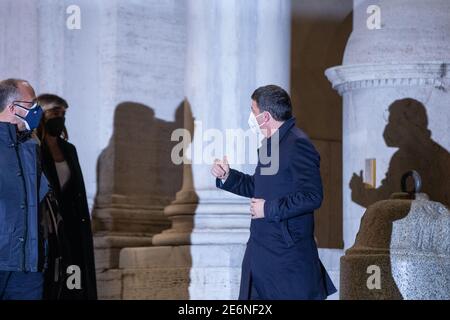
325, 0, 450, 250
120, 0, 291, 299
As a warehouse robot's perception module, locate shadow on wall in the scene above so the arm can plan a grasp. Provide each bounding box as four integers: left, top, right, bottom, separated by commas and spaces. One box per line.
291, 0, 353, 248
155, 99, 199, 244
350, 98, 450, 208
134, 99, 198, 299
342, 98, 450, 299
95, 102, 184, 208
92, 100, 197, 299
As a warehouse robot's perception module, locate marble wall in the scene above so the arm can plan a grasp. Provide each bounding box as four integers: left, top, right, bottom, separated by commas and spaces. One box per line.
3, 0, 446, 300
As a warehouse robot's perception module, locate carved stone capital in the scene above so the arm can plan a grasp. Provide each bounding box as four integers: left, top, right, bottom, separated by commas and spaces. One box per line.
325, 62, 450, 95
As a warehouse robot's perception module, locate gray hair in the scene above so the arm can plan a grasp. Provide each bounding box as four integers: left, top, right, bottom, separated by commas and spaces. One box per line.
0, 78, 28, 112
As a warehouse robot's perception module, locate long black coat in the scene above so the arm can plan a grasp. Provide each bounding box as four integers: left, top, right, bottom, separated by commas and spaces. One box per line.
41, 138, 97, 300
217, 117, 336, 300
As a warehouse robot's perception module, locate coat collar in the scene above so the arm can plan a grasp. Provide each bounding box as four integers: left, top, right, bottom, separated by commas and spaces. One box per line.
266, 117, 296, 144
277, 117, 296, 142
0, 121, 17, 146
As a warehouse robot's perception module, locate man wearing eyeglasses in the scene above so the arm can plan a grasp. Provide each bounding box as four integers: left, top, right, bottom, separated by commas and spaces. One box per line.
0, 79, 49, 300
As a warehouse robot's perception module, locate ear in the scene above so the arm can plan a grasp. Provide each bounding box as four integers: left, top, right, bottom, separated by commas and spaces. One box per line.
6, 104, 21, 125
7, 103, 15, 114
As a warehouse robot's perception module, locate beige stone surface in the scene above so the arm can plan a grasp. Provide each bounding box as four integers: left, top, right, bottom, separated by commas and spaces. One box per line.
120, 245, 244, 300
96, 269, 123, 300
340, 195, 411, 299
340, 191, 450, 300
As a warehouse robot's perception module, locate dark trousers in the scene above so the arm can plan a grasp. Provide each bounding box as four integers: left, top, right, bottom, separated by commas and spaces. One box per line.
0, 271, 44, 300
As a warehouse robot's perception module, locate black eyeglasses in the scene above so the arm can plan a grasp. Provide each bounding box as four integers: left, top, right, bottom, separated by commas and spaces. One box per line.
12, 100, 39, 110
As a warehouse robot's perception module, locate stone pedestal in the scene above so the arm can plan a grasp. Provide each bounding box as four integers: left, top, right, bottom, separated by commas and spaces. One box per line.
340, 190, 450, 300
121, 0, 292, 300
340, 195, 411, 299
120, 245, 245, 299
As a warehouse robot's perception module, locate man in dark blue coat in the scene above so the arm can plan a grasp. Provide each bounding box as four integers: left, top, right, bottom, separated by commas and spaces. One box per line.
0, 79, 49, 300
212, 85, 336, 300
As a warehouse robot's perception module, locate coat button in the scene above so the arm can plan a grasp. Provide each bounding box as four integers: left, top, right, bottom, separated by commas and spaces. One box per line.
18, 237, 24, 242
17, 172, 22, 177
20, 204, 26, 210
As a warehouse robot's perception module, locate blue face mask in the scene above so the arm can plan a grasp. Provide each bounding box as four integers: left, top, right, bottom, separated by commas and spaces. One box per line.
14, 102, 44, 131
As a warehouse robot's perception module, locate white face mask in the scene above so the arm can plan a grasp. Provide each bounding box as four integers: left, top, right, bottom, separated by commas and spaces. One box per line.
248, 112, 264, 134
248, 112, 266, 147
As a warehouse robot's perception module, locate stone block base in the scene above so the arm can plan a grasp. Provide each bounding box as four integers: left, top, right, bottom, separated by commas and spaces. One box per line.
96, 269, 123, 300
120, 245, 246, 300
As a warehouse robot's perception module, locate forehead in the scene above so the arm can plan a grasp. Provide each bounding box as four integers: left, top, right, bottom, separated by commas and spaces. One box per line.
45, 106, 66, 113
18, 82, 36, 100
251, 100, 260, 111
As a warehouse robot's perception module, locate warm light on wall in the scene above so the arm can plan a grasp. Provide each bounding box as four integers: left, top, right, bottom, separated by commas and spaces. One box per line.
364, 158, 376, 189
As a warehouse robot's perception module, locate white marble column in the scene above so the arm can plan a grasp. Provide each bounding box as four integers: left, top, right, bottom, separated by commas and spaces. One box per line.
120, 0, 291, 299
326, 0, 450, 250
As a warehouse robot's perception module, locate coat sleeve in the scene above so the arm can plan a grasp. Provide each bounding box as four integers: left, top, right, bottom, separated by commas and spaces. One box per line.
216, 168, 255, 198
264, 138, 323, 222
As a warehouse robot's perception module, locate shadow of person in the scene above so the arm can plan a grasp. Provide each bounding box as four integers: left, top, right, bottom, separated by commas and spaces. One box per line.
94, 101, 184, 231
92, 101, 196, 299
350, 98, 450, 208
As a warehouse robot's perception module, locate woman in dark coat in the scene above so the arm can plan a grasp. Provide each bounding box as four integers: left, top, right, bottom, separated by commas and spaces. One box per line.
37, 94, 97, 300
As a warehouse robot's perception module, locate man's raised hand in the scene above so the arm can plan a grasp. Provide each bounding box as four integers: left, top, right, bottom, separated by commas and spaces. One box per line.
211, 156, 230, 180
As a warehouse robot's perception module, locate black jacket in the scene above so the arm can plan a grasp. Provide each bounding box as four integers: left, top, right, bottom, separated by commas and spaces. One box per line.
41, 138, 97, 300
217, 118, 336, 299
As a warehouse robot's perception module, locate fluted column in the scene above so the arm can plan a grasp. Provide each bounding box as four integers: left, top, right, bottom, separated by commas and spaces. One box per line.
121, 0, 291, 299
326, 0, 450, 250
